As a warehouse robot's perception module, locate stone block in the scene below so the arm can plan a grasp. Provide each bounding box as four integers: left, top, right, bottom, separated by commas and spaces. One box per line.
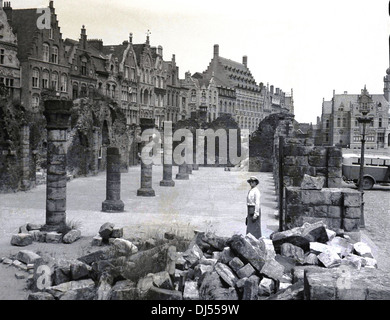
328, 206, 342, 218
111, 228, 124, 239
327, 237, 353, 257
318, 248, 342, 268
27, 223, 42, 231
199, 271, 224, 300
343, 191, 361, 207
193, 264, 213, 280
280, 243, 305, 264
113, 238, 138, 256
259, 277, 275, 296
308, 156, 327, 167
11, 234, 33, 247
16, 250, 42, 265
53, 261, 71, 285
344, 207, 361, 219
215, 262, 238, 287
91, 235, 103, 246
77, 247, 116, 265
272, 235, 310, 254
146, 286, 184, 300
285, 188, 302, 205
111, 280, 138, 300
228, 257, 245, 273
326, 229, 336, 241
326, 218, 342, 230
63, 229, 81, 244
182, 244, 203, 267
226, 234, 267, 272
303, 253, 319, 265
301, 174, 325, 190
343, 218, 360, 232
28, 292, 55, 300
236, 263, 256, 279
301, 221, 329, 243
152, 271, 174, 290
183, 281, 199, 300
242, 275, 260, 300
260, 259, 284, 282
99, 222, 115, 240
46, 232, 62, 243
46, 279, 96, 300
309, 206, 328, 218
309, 242, 330, 254
28, 230, 41, 241
353, 242, 374, 258
70, 261, 91, 281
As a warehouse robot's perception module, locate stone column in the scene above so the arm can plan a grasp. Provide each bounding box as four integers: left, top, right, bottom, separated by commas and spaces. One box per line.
160, 121, 175, 187
20, 124, 31, 190
102, 147, 124, 212
42, 100, 72, 232
176, 163, 189, 180
137, 119, 155, 197
91, 126, 99, 175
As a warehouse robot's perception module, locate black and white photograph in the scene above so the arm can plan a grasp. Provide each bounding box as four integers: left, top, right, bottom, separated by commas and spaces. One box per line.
0, 0, 389, 307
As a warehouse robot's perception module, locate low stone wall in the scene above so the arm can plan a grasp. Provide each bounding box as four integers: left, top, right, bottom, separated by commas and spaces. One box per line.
285, 187, 361, 232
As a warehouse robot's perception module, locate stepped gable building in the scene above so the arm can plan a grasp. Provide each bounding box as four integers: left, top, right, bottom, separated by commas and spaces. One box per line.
0, 0, 20, 101
180, 71, 219, 122
320, 87, 389, 150
4, 1, 70, 111
202, 44, 262, 132
163, 53, 181, 124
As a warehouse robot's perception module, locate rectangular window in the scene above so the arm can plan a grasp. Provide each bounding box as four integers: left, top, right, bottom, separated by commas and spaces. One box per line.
0, 49, 4, 65
43, 44, 50, 62
51, 73, 58, 91
378, 133, 385, 143
32, 69, 39, 88
51, 47, 58, 64
121, 86, 128, 101
130, 68, 135, 80
125, 66, 129, 79
81, 62, 87, 76
60, 74, 67, 92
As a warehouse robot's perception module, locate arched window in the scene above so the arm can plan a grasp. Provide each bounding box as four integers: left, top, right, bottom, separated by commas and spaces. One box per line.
379, 118, 382, 128
32, 94, 40, 109
43, 43, 50, 62
73, 82, 79, 99
60, 74, 67, 92
80, 83, 87, 97
337, 118, 341, 127
42, 70, 49, 89
32, 68, 40, 88
51, 72, 59, 91
191, 90, 196, 102
51, 46, 58, 64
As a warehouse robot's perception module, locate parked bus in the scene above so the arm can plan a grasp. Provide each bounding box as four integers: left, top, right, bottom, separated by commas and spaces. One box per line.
342, 154, 390, 190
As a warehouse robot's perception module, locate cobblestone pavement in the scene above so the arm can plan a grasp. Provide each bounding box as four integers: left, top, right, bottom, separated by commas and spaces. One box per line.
360, 184, 390, 272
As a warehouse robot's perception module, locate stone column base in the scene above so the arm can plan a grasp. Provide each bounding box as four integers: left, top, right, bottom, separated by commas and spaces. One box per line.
187, 165, 193, 174
160, 180, 175, 187
176, 173, 189, 180
137, 188, 156, 197
41, 222, 66, 233
102, 199, 125, 212
192, 164, 199, 170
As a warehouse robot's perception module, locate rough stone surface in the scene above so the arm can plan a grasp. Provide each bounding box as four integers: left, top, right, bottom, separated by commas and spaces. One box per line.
327, 237, 353, 257
91, 235, 103, 246
113, 238, 138, 256
242, 275, 260, 300
199, 271, 224, 300
146, 286, 183, 300
310, 242, 330, 254
318, 248, 342, 268
16, 250, 42, 265
259, 277, 275, 296
353, 242, 374, 258
28, 292, 55, 300
182, 244, 203, 267
219, 247, 235, 264
152, 271, 174, 290
99, 222, 115, 240
46, 279, 96, 300
27, 223, 43, 231
280, 243, 305, 264
272, 235, 310, 254
194, 264, 213, 280
228, 257, 245, 273
111, 280, 138, 300
301, 174, 325, 190
304, 253, 319, 265
10, 234, 33, 247
260, 258, 285, 282
236, 263, 256, 279
53, 261, 71, 285
46, 232, 62, 243
183, 281, 200, 300
215, 262, 238, 287
70, 260, 91, 280
227, 234, 267, 272
77, 247, 116, 265
63, 229, 81, 244
267, 282, 304, 300
111, 228, 123, 239
301, 222, 329, 243
326, 229, 336, 241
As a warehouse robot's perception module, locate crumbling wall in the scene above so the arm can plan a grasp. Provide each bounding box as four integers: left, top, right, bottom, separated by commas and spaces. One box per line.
285, 187, 362, 232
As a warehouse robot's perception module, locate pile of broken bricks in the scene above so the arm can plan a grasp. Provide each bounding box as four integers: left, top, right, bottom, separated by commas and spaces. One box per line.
2, 221, 389, 300
10, 223, 81, 246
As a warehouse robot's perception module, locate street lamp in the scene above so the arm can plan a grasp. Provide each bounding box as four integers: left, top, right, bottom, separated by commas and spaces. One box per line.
356, 86, 374, 228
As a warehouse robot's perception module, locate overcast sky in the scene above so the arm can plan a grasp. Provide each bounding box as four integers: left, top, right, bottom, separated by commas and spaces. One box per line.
9, 0, 390, 123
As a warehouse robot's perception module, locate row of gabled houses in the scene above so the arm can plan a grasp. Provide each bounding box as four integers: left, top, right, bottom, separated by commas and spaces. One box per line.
0, 0, 294, 132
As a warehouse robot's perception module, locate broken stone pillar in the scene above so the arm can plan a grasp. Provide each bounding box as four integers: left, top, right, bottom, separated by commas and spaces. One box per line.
160, 121, 175, 187
137, 119, 155, 197
176, 163, 189, 180
91, 126, 99, 175
102, 147, 124, 212
20, 124, 31, 190
42, 100, 72, 232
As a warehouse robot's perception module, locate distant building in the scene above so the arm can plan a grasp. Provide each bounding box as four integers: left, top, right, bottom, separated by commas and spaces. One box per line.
4, 1, 70, 111
0, 0, 20, 101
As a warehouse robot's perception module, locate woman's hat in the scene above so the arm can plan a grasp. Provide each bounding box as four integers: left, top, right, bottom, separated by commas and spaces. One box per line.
247, 176, 259, 184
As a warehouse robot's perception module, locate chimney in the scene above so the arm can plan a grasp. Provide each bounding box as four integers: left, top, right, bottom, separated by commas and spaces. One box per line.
242, 55, 247, 67
214, 44, 219, 57
49, 1, 54, 9
276, 88, 280, 95
80, 25, 87, 50
3, 2, 12, 24
129, 33, 133, 44
270, 85, 274, 95
157, 45, 163, 57
172, 54, 175, 63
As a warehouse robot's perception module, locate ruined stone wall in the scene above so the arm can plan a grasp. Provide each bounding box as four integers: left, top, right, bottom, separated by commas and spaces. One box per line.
285, 187, 362, 233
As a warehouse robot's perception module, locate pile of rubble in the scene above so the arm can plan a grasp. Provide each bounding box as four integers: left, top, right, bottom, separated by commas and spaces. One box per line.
3, 221, 389, 300
10, 223, 81, 246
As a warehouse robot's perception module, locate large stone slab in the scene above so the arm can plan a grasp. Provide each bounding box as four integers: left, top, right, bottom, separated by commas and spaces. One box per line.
258, 277, 275, 297
113, 238, 138, 256
327, 237, 353, 258
182, 244, 203, 267
215, 262, 238, 287
260, 258, 285, 282
16, 250, 42, 265
10, 234, 33, 247
226, 234, 267, 272
353, 242, 374, 258
317, 248, 342, 268
301, 174, 325, 190
280, 243, 305, 264
111, 280, 139, 300
242, 275, 260, 300
46, 279, 96, 300
63, 229, 81, 244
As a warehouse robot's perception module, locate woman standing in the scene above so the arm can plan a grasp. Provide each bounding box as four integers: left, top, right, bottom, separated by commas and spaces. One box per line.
246, 176, 262, 238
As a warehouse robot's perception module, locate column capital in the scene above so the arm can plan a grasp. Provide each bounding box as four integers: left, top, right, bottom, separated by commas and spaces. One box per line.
44, 100, 73, 130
